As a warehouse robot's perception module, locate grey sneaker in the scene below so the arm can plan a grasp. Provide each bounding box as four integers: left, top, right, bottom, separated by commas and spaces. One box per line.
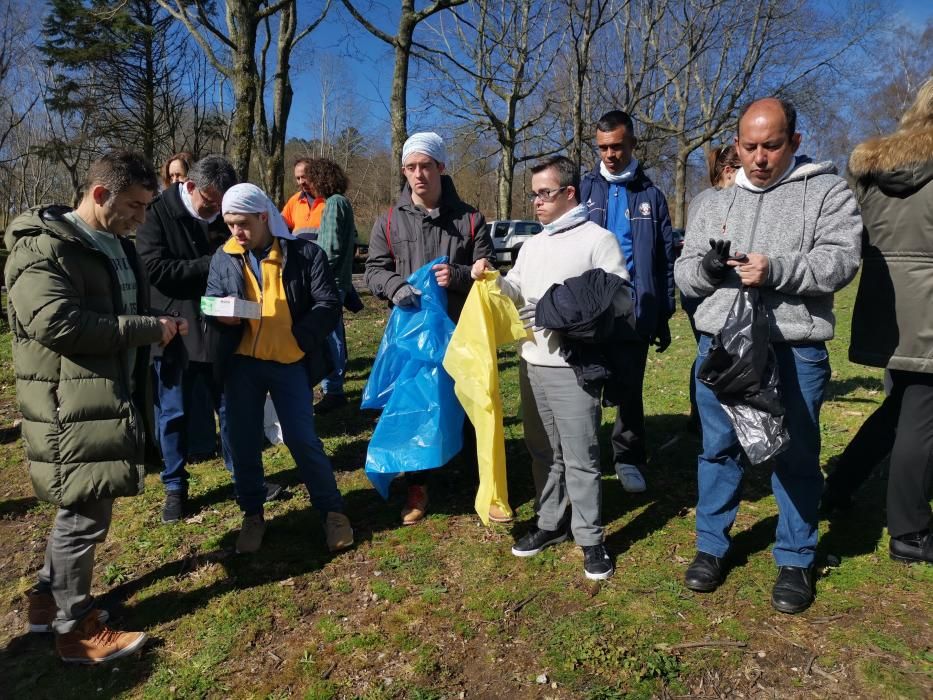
235, 514, 266, 554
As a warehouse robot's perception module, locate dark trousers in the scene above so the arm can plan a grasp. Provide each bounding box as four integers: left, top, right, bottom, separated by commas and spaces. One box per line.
154, 358, 232, 495
611, 340, 649, 466
824, 391, 899, 501
886, 371, 933, 537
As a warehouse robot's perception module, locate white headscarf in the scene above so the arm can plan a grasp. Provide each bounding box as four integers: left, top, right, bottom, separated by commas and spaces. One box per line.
402, 132, 447, 165
221, 183, 294, 240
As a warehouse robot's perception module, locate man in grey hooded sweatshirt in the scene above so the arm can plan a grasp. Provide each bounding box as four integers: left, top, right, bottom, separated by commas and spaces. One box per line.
674, 98, 862, 614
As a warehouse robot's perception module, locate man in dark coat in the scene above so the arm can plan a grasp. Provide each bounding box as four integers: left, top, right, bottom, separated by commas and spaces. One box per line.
579, 110, 676, 493
6, 152, 184, 662
136, 155, 280, 523
365, 131, 495, 525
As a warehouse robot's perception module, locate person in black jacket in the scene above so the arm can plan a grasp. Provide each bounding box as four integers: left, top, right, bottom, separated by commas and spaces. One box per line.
136, 155, 280, 523
205, 183, 352, 556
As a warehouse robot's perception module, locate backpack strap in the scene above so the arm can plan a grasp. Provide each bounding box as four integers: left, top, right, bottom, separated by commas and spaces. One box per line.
385, 206, 393, 259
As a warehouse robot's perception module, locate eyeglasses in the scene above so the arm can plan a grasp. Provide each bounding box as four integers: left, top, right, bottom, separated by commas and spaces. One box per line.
197, 188, 222, 211
526, 186, 567, 202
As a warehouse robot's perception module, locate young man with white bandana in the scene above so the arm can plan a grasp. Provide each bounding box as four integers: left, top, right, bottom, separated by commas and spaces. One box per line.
473, 155, 630, 580
579, 110, 676, 494
365, 131, 495, 525
205, 183, 353, 555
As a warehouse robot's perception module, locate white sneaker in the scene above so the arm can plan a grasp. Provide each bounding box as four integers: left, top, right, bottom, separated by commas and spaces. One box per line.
615, 463, 646, 493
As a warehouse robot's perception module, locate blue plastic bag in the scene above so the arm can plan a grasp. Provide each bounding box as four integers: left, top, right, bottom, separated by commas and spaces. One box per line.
361, 257, 465, 498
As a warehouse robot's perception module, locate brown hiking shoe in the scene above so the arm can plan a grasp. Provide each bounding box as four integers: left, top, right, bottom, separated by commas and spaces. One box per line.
56, 614, 147, 664
488, 504, 513, 523
325, 512, 354, 552
235, 513, 266, 554
401, 485, 428, 525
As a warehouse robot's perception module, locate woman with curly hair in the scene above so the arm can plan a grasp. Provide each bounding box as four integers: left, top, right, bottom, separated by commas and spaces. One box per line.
304, 158, 358, 414
161, 151, 195, 190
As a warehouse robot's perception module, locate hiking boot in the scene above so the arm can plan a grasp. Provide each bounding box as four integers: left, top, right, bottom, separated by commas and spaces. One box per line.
488, 504, 513, 523
511, 526, 568, 557
314, 393, 347, 415
161, 492, 187, 523
401, 485, 428, 525
28, 591, 108, 633
889, 530, 933, 564
235, 513, 266, 554
684, 552, 724, 592
55, 614, 147, 664
582, 544, 615, 580
614, 463, 647, 493
325, 512, 354, 552
264, 482, 284, 502
771, 566, 815, 614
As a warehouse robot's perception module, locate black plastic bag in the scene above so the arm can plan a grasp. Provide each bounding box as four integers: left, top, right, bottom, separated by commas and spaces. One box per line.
697, 287, 789, 464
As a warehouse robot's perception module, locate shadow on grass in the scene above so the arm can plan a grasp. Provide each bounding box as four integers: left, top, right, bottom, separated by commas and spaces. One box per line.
0, 495, 39, 519
825, 375, 884, 402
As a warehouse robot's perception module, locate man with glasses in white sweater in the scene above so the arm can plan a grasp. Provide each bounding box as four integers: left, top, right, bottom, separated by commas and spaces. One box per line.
473, 155, 630, 580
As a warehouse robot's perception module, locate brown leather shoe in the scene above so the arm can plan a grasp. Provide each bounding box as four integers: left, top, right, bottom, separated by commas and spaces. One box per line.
488, 504, 513, 523
401, 485, 428, 525
56, 614, 147, 664
325, 511, 354, 552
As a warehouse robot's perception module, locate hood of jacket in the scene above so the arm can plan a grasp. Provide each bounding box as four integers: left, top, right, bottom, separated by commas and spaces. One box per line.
847, 126, 933, 197
735, 156, 837, 193
4, 205, 96, 251
396, 174, 466, 211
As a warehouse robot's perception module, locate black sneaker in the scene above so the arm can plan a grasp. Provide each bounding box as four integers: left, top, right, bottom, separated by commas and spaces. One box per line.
889, 531, 933, 564
161, 492, 187, 523
264, 482, 284, 502
511, 526, 567, 557
314, 393, 347, 415
582, 544, 615, 580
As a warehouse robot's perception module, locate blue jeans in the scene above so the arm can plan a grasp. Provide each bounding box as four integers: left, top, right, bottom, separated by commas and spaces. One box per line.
154, 359, 232, 494
321, 296, 347, 396
694, 335, 830, 567
224, 355, 344, 517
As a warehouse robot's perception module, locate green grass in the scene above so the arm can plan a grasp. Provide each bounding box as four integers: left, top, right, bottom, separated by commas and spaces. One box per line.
0, 280, 931, 698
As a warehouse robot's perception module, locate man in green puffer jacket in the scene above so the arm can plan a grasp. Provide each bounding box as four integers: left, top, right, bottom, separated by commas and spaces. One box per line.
5, 152, 186, 664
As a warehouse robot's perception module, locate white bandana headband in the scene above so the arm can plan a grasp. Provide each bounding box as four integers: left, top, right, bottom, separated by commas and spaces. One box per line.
402, 132, 447, 165
221, 183, 294, 240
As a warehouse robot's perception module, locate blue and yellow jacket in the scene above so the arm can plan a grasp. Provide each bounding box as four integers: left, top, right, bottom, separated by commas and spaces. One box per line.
205, 228, 340, 383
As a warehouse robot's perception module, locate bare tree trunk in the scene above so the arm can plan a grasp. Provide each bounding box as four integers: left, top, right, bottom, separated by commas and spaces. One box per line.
496, 144, 514, 220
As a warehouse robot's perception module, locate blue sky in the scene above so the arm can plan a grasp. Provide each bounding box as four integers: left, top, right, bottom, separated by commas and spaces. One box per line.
285, 0, 932, 145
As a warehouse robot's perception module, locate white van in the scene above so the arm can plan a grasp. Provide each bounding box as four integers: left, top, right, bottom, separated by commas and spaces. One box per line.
485, 220, 543, 264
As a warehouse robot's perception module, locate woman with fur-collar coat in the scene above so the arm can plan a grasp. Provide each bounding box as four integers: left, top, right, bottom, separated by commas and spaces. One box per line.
840, 77, 933, 565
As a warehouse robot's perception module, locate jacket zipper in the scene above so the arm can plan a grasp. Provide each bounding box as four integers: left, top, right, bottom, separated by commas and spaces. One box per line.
245, 255, 265, 356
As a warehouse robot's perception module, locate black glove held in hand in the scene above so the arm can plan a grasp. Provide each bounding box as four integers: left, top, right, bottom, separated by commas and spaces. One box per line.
701, 238, 732, 281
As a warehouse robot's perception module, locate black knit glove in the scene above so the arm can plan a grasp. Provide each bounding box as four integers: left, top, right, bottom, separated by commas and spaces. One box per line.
701, 238, 732, 281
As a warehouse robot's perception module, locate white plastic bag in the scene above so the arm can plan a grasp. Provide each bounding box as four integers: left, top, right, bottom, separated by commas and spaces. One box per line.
263, 395, 283, 445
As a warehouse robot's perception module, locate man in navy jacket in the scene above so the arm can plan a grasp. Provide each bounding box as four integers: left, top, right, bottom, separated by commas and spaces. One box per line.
579, 110, 676, 493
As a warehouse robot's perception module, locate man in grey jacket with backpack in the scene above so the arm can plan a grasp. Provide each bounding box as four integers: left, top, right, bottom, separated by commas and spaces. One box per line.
675, 97, 862, 614
365, 132, 495, 524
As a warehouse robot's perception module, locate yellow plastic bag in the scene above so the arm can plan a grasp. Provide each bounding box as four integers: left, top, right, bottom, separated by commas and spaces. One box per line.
443, 272, 527, 524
